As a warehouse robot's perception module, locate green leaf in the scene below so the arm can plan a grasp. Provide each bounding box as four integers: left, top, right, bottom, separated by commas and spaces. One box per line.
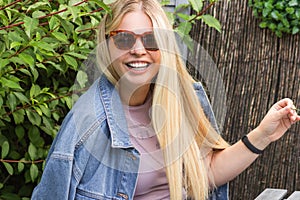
39, 104, 51, 118
30, 163, 39, 182
32, 11, 46, 18
275, 2, 284, 10
65, 52, 87, 59
55, 15, 74, 36
286, 7, 295, 14
33, 106, 43, 116
68, 6, 79, 23
63, 96, 73, 109
49, 16, 60, 30
63, 54, 78, 70
52, 112, 60, 122
268, 23, 277, 31
69, 0, 82, 6
93, 0, 113, 13
27, 2, 50, 11
177, 13, 191, 21
30, 41, 55, 52
7, 93, 17, 111
189, 0, 203, 12
103, 0, 116, 4
76, 70, 88, 88
45, 61, 65, 72
271, 11, 280, 20
3, 162, 14, 175
0, 58, 10, 69
10, 41, 22, 50
288, 0, 298, 7
259, 21, 268, 28
275, 30, 283, 37
295, 10, 300, 18
14, 92, 30, 104
30, 84, 41, 98
0, 13, 9, 26
18, 162, 24, 173
36, 63, 47, 72
29, 66, 39, 82
0, 96, 3, 108
7, 31, 24, 43
12, 109, 25, 124
26, 110, 42, 126
0, 193, 20, 200
264, 1, 273, 10
52, 32, 69, 43
28, 126, 40, 144
24, 16, 39, 38
0, 77, 23, 90
15, 125, 25, 141
19, 68, 32, 77
28, 143, 37, 160
176, 21, 192, 36
18, 53, 35, 67
1, 141, 9, 158
262, 8, 271, 17
200, 15, 222, 32
292, 26, 299, 34
42, 116, 53, 130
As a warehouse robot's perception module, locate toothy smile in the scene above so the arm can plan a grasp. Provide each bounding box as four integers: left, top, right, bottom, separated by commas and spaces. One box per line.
126, 62, 150, 70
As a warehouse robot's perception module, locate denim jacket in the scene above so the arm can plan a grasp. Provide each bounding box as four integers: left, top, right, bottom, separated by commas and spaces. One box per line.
31, 75, 228, 200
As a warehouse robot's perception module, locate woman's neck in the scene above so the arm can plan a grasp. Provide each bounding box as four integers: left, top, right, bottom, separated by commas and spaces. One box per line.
118, 83, 151, 106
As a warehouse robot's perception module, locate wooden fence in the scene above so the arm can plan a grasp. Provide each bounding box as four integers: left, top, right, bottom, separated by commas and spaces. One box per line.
189, 0, 300, 199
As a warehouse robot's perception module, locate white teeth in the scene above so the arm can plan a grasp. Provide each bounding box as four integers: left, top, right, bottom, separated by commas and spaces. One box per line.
126, 62, 149, 68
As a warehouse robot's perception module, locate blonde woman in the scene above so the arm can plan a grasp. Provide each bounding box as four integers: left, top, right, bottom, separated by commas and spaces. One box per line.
31, 0, 300, 199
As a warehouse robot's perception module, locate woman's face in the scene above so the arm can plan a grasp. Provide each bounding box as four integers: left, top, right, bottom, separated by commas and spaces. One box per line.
108, 10, 161, 89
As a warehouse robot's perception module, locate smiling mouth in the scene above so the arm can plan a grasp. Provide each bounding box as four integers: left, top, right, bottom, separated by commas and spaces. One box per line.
125, 62, 150, 71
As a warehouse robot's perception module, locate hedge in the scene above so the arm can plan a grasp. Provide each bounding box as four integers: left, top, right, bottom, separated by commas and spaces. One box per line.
0, 0, 220, 199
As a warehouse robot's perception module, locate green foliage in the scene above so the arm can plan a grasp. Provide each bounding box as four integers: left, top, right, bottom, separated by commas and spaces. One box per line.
0, 0, 108, 198
249, 0, 300, 37
170, 0, 221, 50
0, 0, 220, 198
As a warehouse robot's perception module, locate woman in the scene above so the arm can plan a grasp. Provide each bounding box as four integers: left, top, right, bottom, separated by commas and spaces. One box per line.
31, 0, 300, 199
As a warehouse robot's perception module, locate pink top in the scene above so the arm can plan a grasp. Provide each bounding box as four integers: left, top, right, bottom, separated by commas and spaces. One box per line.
123, 97, 170, 200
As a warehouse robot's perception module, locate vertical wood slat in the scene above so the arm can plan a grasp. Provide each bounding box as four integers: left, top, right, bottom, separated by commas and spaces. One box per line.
189, 0, 300, 199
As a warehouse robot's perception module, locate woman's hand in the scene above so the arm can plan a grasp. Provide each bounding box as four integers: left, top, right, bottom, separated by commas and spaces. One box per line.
255, 98, 300, 144
210, 98, 300, 186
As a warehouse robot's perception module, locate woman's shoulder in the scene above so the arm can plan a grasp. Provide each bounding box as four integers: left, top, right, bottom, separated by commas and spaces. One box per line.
53, 79, 107, 148
192, 82, 209, 102
192, 81, 204, 90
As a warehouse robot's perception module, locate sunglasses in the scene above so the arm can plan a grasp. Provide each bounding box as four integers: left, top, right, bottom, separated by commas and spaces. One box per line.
109, 30, 159, 51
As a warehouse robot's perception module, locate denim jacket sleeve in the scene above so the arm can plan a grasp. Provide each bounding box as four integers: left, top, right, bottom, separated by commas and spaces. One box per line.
31, 112, 78, 199
193, 82, 229, 200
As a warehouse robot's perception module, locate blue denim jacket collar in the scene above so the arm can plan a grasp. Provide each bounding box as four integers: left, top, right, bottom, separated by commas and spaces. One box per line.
98, 75, 133, 148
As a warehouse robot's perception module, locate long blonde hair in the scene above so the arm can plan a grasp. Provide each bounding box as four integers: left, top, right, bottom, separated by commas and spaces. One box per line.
97, 0, 229, 199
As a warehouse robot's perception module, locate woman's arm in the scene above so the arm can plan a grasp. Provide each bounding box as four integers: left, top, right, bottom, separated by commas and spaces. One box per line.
209, 98, 300, 186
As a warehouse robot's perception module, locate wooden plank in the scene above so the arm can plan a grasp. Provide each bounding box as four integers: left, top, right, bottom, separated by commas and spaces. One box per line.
255, 188, 287, 200
286, 191, 300, 200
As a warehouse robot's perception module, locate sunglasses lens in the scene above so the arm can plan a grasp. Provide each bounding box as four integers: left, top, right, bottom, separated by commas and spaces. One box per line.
142, 33, 158, 51
111, 31, 159, 51
113, 32, 135, 50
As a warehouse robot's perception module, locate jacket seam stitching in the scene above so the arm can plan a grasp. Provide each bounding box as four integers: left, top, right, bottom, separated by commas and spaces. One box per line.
74, 116, 106, 149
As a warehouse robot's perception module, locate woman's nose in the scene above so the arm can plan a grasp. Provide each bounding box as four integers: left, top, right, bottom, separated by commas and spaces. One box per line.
130, 38, 146, 55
